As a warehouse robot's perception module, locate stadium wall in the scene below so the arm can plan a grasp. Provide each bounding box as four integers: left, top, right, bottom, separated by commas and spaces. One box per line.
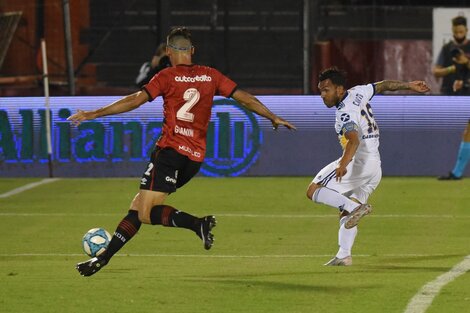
0, 96, 468, 177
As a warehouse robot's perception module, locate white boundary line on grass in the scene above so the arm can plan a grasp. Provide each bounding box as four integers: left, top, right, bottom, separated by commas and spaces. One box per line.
0, 212, 469, 219
0, 253, 359, 258
0, 253, 454, 258
0, 178, 60, 198
404, 255, 470, 313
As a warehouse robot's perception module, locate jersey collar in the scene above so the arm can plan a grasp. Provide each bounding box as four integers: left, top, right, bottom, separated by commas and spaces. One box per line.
336, 91, 349, 108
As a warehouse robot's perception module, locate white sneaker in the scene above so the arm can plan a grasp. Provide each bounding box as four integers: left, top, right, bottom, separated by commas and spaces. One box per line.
344, 204, 372, 229
324, 256, 352, 266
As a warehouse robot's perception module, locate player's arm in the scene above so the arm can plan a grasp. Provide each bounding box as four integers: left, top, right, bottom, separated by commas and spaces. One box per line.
432, 48, 455, 77
336, 129, 360, 182
68, 91, 149, 126
433, 65, 456, 77
374, 80, 430, 94
231, 89, 296, 130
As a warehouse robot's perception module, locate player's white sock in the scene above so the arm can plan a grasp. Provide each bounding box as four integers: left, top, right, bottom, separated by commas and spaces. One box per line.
312, 187, 359, 213
336, 216, 357, 259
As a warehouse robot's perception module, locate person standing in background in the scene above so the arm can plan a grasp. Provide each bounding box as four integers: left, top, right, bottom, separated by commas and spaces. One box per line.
433, 16, 470, 180
135, 43, 172, 88
432, 16, 470, 95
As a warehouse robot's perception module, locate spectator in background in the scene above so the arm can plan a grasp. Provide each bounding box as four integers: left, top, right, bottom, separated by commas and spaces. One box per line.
433, 16, 470, 180
432, 16, 470, 95
438, 116, 470, 180
135, 43, 172, 88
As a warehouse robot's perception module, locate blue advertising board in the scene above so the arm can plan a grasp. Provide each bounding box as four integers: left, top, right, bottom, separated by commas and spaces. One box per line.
0, 95, 469, 177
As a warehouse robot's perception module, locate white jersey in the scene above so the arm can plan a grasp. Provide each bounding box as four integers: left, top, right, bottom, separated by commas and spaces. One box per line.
335, 83, 380, 160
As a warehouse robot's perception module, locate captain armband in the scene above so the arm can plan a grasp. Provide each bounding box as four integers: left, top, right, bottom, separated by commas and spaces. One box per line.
341, 121, 359, 134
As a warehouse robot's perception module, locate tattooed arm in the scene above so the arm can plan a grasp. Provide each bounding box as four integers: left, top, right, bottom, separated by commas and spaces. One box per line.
374, 80, 430, 94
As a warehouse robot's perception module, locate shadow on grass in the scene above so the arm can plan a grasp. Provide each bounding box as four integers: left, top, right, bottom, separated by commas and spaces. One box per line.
362, 253, 465, 272
184, 277, 381, 294
378, 254, 464, 263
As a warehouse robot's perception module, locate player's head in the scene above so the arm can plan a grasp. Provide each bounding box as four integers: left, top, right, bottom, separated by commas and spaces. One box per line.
452, 16, 467, 44
318, 67, 347, 108
166, 27, 194, 56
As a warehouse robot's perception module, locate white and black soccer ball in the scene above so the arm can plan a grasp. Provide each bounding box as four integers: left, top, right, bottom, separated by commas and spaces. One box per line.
82, 228, 112, 257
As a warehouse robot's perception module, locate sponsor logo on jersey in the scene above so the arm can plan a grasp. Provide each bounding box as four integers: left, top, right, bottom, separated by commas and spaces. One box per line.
174, 125, 194, 137
362, 134, 380, 139
340, 113, 350, 122
174, 75, 212, 82
178, 145, 201, 158
165, 176, 177, 184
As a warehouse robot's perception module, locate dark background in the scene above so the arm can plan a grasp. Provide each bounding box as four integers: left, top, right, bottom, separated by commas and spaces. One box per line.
1, 0, 470, 96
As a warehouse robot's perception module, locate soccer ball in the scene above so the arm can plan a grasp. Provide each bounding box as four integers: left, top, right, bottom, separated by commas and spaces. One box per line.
82, 228, 112, 257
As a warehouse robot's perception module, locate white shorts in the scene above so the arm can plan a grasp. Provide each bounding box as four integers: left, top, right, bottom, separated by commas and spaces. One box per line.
312, 157, 382, 204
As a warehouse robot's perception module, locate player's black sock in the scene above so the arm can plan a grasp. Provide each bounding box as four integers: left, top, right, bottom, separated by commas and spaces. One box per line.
100, 210, 141, 262
150, 205, 199, 232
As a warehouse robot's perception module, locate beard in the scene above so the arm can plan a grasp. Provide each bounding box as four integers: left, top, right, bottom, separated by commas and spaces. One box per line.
454, 36, 466, 44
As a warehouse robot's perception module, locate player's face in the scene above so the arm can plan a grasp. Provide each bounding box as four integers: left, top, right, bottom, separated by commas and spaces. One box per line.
452, 25, 467, 44
318, 79, 342, 108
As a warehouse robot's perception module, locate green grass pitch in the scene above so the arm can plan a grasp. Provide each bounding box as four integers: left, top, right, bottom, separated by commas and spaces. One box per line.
0, 177, 469, 313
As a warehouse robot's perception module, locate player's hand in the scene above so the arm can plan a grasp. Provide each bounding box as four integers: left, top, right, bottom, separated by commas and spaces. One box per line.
67, 109, 96, 126
452, 50, 469, 65
271, 117, 297, 130
408, 81, 430, 93
335, 165, 347, 182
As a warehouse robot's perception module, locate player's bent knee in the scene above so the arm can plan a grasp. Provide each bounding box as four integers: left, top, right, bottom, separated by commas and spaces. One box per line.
137, 208, 151, 224
306, 183, 319, 200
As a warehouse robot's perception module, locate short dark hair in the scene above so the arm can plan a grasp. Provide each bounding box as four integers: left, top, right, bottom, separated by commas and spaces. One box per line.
452, 16, 467, 27
319, 67, 347, 87
167, 27, 192, 45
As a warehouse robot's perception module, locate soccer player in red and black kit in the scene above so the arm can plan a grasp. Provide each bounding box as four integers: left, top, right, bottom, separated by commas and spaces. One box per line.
68, 27, 296, 276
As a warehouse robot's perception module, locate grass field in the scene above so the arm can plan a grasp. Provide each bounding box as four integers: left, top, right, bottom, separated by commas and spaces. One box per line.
0, 177, 469, 313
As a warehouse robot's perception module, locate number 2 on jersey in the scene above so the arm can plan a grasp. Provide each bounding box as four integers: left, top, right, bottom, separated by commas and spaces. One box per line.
176, 88, 200, 122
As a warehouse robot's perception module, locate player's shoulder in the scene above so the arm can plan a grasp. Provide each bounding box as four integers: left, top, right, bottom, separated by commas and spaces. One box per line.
463, 41, 470, 51
189, 64, 215, 73
338, 84, 373, 111
190, 64, 223, 77
155, 66, 174, 78
349, 84, 373, 94
193, 64, 212, 70
442, 41, 458, 53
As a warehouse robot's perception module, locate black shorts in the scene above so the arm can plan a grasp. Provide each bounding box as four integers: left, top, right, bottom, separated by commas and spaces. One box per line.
140, 147, 202, 193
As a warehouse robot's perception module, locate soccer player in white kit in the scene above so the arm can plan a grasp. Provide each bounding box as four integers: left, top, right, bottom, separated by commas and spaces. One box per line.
306, 67, 430, 266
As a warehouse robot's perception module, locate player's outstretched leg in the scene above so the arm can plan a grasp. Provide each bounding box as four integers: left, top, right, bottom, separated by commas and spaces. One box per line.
76, 256, 108, 276
197, 215, 217, 250
344, 204, 372, 229
76, 210, 141, 277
